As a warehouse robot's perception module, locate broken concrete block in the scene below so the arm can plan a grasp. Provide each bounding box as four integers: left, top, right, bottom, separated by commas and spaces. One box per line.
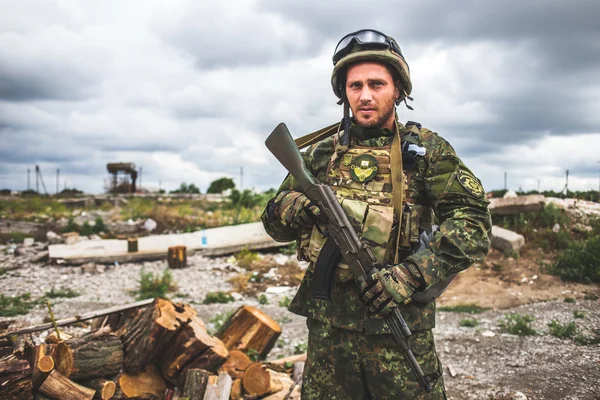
488, 194, 545, 215
46, 231, 65, 244
491, 225, 525, 253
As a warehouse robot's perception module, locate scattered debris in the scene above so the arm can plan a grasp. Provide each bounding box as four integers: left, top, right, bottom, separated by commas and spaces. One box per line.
491, 226, 525, 253
489, 194, 545, 215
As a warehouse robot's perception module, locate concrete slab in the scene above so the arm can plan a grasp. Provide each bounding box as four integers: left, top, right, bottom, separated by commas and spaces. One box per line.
49, 222, 289, 265
488, 194, 545, 215
491, 225, 525, 253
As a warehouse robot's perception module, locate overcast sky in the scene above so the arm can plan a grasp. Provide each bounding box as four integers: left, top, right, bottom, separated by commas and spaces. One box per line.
1, 0, 599, 195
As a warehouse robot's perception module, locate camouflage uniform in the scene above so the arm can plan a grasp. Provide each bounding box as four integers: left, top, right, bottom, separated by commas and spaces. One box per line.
262, 121, 492, 399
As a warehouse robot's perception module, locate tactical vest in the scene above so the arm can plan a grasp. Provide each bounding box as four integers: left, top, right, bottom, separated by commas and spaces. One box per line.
298, 122, 435, 279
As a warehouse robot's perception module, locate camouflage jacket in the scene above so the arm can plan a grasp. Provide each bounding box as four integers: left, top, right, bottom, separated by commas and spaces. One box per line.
261, 121, 492, 333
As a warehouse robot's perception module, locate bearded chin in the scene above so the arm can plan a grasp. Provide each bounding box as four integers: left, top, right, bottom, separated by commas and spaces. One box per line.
356, 103, 396, 129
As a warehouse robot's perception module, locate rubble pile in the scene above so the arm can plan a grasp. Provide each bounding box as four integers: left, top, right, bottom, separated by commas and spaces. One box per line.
0, 299, 303, 400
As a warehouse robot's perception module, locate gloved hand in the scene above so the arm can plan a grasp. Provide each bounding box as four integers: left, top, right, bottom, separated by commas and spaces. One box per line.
275, 190, 324, 229
360, 263, 424, 317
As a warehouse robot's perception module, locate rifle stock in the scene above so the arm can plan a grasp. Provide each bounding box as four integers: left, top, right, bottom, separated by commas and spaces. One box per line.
265, 123, 437, 393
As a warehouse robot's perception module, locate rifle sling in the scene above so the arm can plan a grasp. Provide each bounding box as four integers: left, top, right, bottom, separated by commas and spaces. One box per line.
294, 122, 341, 150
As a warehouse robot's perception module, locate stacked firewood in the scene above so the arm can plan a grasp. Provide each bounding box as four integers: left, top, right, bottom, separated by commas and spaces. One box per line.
0, 300, 302, 400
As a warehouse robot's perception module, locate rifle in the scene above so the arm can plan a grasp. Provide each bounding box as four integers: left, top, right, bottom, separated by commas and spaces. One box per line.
265, 122, 437, 393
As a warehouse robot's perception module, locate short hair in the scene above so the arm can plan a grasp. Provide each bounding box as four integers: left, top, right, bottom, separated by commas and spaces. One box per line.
341, 61, 403, 93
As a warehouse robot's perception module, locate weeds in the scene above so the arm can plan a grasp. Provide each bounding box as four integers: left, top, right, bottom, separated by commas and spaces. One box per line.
584, 293, 598, 301
247, 348, 260, 362
203, 291, 234, 305
228, 273, 253, 293
0, 293, 44, 317
133, 269, 177, 300
573, 310, 587, 319
499, 313, 537, 336
563, 297, 576, 303
278, 296, 292, 308
235, 247, 260, 269
258, 294, 269, 305
294, 342, 308, 354
548, 320, 577, 339
459, 318, 479, 328
550, 235, 600, 283
438, 303, 489, 314
209, 310, 233, 335
45, 287, 80, 299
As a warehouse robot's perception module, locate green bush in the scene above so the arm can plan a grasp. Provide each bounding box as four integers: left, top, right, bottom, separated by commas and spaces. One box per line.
438, 303, 489, 314
133, 269, 177, 300
563, 297, 576, 303
235, 247, 260, 269
548, 320, 577, 339
584, 293, 598, 301
499, 314, 536, 336
209, 311, 234, 335
573, 310, 587, 319
278, 296, 292, 308
550, 235, 600, 283
294, 342, 308, 354
93, 217, 106, 233
203, 291, 234, 304
80, 221, 94, 236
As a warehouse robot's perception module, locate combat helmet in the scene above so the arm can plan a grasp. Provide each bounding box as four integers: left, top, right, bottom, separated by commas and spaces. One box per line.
331, 29, 412, 104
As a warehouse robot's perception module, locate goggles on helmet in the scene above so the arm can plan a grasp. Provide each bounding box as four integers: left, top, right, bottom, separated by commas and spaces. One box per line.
332, 29, 403, 65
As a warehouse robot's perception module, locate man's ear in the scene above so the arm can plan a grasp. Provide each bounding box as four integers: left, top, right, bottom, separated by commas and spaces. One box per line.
394, 81, 402, 105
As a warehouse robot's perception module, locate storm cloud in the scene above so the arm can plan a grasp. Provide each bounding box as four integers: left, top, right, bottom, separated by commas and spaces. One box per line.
0, 0, 599, 194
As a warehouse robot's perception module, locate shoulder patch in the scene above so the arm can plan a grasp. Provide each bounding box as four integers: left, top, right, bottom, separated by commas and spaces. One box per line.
457, 168, 484, 197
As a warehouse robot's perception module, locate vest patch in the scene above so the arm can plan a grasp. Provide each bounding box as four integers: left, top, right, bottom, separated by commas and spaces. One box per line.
342, 154, 353, 166
457, 168, 484, 197
350, 154, 379, 183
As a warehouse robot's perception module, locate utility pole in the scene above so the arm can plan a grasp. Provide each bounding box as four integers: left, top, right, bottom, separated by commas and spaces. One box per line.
240, 166, 244, 191
565, 169, 569, 197
537, 179, 540, 193
56, 169, 60, 195
27, 167, 30, 191
139, 166, 142, 192
504, 172, 507, 191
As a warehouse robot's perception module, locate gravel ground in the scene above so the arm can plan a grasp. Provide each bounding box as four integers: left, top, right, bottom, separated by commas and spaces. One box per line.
1, 244, 599, 400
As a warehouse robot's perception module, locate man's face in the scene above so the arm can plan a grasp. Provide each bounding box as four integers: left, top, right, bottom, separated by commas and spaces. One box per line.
345, 62, 400, 130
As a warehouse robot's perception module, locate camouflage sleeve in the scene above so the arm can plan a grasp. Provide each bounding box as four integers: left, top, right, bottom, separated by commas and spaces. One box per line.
261, 137, 335, 242
404, 135, 492, 290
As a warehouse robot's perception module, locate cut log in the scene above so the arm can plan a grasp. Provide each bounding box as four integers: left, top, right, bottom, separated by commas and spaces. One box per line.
159, 315, 228, 380
0, 353, 33, 399
230, 378, 243, 399
179, 368, 210, 400
45, 331, 73, 344
26, 343, 55, 389
121, 298, 196, 374
39, 369, 95, 400
202, 372, 231, 400
117, 364, 167, 399
84, 378, 117, 400
50, 341, 75, 378
167, 246, 187, 269
242, 364, 292, 397
220, 350, 252, 380
68, 333, 123, 381
216, 306, 281, 359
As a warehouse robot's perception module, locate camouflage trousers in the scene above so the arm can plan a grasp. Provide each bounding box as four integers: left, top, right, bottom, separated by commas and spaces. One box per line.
302, 319, 446, 399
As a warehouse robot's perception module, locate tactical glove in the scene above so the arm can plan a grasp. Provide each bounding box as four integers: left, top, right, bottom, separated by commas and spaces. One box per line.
274, 190, 324, 229
360, 262, 424, 317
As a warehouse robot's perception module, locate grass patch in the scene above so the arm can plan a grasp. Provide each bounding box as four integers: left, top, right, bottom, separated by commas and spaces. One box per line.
0, 293, 44, 317
228, 273, 252, 294
278, 296, 291, 308
203, 291, 234, 305
583, 293, 598, 301
279, 242, 297, 256
438, 303, 489, 314
459, 318, 479, 328
247, 348, 260, 362
235, 247, 260, 269
573, 310, 587, 319
549, 235, 600, 283
133, 269, 177, 300
499, 313, 537, 336
503, 249, 519, 259
258, 294, 269, 305
548, 320, 577, 339
563, 297, 576, 303
574, 333, 600, 346
45, 287, 80, 299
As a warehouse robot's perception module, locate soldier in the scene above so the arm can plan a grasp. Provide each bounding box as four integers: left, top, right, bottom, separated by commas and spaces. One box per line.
262, 29, 492, 399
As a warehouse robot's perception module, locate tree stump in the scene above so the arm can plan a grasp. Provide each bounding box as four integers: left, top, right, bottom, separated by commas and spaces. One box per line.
216, 306, 281, 359
159, 316, 228, 380
121, 299, 196, 374
242, 364, 292, 398
68, 334, 123, 381
167, 246, 187, 269
38, 369, 95, 400
0, 353, 33, 399
117, 364, 167, 399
